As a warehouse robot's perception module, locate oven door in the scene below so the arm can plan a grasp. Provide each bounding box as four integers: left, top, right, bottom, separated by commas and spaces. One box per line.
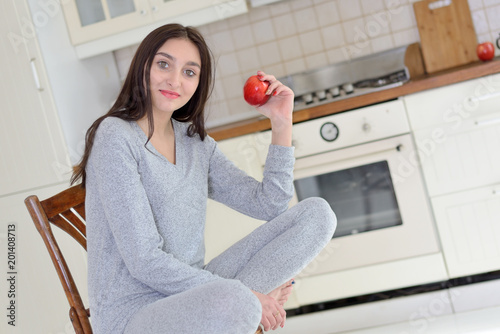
292, 133, 440, 277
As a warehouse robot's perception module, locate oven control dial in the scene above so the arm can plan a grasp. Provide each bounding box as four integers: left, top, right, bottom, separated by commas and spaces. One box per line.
320, 122, 339, 142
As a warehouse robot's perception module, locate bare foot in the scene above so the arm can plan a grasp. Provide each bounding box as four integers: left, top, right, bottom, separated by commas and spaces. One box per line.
268, 279, 295, 306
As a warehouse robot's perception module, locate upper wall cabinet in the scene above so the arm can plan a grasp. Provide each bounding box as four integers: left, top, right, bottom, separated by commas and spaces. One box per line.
61, 0, 248, 58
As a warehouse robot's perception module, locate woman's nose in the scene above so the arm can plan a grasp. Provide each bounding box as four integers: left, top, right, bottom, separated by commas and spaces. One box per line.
166, 71, 181, 88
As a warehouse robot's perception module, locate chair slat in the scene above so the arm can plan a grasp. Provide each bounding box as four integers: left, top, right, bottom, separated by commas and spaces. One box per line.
74, 202, 86, 220
50, 214, 87, 250
42, 185, 85, 220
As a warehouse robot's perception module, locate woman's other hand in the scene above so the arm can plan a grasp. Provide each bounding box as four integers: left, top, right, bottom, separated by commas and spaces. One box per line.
251, 290, 286, 331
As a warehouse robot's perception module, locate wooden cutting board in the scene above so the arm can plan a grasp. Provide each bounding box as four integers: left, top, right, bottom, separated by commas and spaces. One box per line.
413, 0, 478, 73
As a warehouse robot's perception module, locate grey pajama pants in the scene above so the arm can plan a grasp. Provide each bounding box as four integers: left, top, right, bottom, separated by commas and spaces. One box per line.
123, 197, 337, 334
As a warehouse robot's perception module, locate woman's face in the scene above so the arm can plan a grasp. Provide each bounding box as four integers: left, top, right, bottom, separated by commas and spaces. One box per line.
149, 38, 201, 116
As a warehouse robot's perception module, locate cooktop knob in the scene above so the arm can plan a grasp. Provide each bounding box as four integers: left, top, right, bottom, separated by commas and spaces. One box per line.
329, 87, 340, 97
342, 83, 354, 94
316, 90, 327, 101
303, 93, 314, 104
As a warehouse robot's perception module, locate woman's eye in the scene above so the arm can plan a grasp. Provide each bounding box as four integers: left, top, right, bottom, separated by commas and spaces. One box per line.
185, 69, 196, 77
157, 61, 168, 69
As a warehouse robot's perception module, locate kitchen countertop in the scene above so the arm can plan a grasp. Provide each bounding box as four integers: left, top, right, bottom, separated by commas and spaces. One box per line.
208, 58, 500, 141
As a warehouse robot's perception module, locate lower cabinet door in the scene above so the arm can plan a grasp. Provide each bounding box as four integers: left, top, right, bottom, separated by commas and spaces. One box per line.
432, 183, 500, 278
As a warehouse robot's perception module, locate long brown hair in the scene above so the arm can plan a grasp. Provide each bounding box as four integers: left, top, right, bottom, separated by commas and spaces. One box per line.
71, 24, 214, 186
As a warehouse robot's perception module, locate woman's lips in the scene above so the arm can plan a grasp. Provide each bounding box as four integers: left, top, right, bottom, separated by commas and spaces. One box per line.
160, 90, 180, 99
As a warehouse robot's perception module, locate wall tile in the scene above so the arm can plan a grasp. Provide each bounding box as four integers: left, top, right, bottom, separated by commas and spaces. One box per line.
284, 57, 307, 74
486, 4, 500, 30
322, 24, 346, 49
360, 0, 385, 14
305, 52, 329, 69
227, 12, 250, 28
315, 1, 341, 26
327, 47, 349, 63
299, 30, 325, 55
211, 78, 226, 102
338, 0, 363, 20
468, 0, 485, 10
226, 97, 255, 116
273, 13, 298, 38
293, 7, 320, 32
236, 47, 261, 72
251, 19, 276, 44
217, 53, 240, 77
483, 0, 500, 6
231, 25, 255, 50
221, 74, 245, 100
278, 35, 304, 61
389, 4, 416, 32
370, 34, 395, 53
248, 6, 271, 22
210, 30, 235, 54
472, 10, 490, 35
269, 2, 292, 16
205, 100, 230, 125
290, 0, 314, 11
257, 42, 282, 66
392, 27, 419, 47
262, 63, 286, 79
342, 17, 367, 45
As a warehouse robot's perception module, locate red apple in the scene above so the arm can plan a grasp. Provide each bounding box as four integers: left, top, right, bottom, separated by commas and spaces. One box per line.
477, 42, 495, 61
243, 75, 270, 107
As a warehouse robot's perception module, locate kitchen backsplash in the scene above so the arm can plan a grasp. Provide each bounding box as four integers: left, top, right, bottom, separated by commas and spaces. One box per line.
113, 0, 500, 128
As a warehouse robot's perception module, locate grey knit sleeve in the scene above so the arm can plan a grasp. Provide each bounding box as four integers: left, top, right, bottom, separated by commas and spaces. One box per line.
208, 140, 296, 221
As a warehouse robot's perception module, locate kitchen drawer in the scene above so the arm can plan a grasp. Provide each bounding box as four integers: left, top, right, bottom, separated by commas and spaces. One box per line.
431, 183, 500, 278
404, 73, 500, 131
413, 111, 500, 197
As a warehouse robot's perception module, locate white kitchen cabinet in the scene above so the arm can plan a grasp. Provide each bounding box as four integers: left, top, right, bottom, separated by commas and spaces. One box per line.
431, 184, 500, 278
61, 0, 248, 58
412, 111, 500, 197
404, 72, 500, 277
404, 73, 500, 131
61, 0, 149, 45
1, 1, 78, 333
1, 0, 71, 197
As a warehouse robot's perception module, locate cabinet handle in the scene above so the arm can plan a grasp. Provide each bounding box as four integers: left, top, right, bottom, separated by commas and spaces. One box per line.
30, 58, 43, 92
493, 189, 500, 195
468, 91, 500, 103
140, 9, 148, 15
475, 117, 500, 127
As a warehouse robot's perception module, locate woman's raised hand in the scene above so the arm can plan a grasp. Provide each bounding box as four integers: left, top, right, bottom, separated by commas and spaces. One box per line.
253, 71, 294, 147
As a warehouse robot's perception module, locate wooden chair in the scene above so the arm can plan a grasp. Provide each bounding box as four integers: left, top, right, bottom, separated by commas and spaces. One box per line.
25, 184, 91, 334
25, 184, 264, 334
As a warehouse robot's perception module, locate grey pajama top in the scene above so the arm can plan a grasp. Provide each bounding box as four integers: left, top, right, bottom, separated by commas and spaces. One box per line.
85, 117, 295, 333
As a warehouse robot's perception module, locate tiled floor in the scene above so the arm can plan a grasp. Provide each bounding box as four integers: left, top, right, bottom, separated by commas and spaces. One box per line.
275, 279, 500, 334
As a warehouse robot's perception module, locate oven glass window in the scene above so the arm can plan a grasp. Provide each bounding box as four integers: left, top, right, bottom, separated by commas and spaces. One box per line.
294, 160, 402, 238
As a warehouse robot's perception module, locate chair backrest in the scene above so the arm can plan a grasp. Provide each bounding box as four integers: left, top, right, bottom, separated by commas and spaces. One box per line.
25, 184, 92, 334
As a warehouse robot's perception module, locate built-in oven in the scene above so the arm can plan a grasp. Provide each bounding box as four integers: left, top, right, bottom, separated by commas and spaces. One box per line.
255, 99, 447, 305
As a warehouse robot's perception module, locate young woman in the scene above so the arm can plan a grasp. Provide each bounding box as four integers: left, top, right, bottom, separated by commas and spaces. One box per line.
72, 23, 336, 334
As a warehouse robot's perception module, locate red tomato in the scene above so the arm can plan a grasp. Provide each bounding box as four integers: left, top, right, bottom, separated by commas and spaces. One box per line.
477, 42, 495, 61
243, 75, 270, 107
